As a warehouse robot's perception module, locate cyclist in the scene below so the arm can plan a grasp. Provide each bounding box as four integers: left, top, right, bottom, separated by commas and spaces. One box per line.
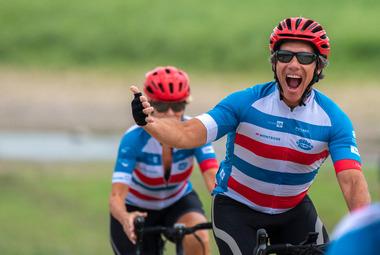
110, 66, 218, 255
326, 202, 380, 255
130, 17, 371, 255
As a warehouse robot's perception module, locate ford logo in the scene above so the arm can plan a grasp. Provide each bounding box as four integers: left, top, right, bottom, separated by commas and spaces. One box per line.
296, 139, 313, 151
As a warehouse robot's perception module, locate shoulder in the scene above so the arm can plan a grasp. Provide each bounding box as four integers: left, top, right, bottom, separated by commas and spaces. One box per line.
313, 89, 353, 128
120, 125, 151, 147
219, 81, 277, 107
332, 203, 380, 240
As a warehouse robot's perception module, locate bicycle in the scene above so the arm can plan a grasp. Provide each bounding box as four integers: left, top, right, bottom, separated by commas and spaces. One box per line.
134, 216, 213, 255
253, 228, 328, 255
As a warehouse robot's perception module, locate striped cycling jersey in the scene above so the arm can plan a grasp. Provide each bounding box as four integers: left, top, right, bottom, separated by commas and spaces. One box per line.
112, 119, 218, 210
196, 81, 361, 214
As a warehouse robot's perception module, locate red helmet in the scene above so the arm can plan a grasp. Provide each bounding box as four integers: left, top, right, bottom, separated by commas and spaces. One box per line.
144, 66, 190, 102
269, 17, 330, 57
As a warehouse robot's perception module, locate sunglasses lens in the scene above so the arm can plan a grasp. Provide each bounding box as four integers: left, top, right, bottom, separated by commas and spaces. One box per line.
276, 50, 317, 65
170, 102, 186, 112
152, 102, 169, 112
151, 102, 186, 112
296, 53, 316, 65
277, 51, 294, 63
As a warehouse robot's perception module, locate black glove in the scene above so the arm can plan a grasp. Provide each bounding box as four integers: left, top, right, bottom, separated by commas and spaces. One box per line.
131, 92, 148, 126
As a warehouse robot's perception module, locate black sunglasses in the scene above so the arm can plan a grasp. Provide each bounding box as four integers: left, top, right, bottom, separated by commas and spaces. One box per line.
276, 50, 317, 65
151, 101, 187, 113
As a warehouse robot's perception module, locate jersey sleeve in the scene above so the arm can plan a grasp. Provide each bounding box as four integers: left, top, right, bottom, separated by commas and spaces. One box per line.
328, 109, 362, 173
196, 89, 252, 143
194, 143, 219, 173
112, 127, 142, 185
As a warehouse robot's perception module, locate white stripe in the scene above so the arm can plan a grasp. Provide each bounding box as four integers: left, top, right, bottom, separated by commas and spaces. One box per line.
127, 185, 188, 210
129, 178, 183, 197
237, 122, 328, 154
135, 163, 163, 178
141, 137, 161, 154
234, 144, 321, 174
231, 166, 312, 196
170, 157, 194, 174
112, 172, 131, 184
225, 189, 290, 214
212, 196, 242, 255
196, 113, 218, 143
252, 89, 331, 126
315, 217, 324, 244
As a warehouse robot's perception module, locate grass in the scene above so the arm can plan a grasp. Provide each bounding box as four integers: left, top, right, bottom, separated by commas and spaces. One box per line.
0, 0, 380, 76
0, 160, 378, 254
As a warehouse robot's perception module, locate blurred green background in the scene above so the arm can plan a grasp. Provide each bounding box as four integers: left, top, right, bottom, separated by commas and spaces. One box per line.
1, 0, 379, 254
1, 0, 380, 76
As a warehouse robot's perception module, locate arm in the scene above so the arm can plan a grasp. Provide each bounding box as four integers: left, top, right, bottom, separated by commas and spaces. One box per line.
109, 183, 147, 244
201, 168, 218, 193
131, 86, 207, 148
336, 169, 371, 212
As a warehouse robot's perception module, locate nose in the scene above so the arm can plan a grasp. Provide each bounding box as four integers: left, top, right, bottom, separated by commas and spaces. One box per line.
165, 108, 176, 116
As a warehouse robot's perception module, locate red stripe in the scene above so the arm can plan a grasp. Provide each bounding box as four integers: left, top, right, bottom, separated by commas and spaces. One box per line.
129, 182, 187, 201
235, 133, 329, 165
169, 166, 193, 183
199, 159, 219, 173
334, 159, 362, 174
228, 176, 307, 209
134, 169, 165, 186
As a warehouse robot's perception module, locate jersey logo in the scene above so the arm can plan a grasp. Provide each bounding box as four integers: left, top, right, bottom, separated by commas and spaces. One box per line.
202, 146, 215, 154
276, 121, 284, 128
178, 162, 188, 170
350, 145, 360, 156
296, 139, 313, 151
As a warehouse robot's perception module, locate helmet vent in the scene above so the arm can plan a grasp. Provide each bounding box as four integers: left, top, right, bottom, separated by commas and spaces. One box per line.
153, 72, 158, 76
165, 68, 171, 74
277, 24, 283, 30
285, 18, 292, 30
321, 44, 329, 49
169, 83, 174, 93
295, 18, 302, 29
179, 82, 183, 91
151, 81, 158, 89
146, 86, 153, 94
312, 26, 322, 33
178, 71, 183, 75
320, 34, 327, 39
158, 83, 164, 92
301, 19, 314, 31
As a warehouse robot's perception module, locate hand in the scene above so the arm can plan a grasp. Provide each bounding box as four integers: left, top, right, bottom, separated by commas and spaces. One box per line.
130, 86, 155, 125
122, 211, 148, 244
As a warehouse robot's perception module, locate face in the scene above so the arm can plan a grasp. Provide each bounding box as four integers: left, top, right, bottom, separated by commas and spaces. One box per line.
150, 101, 186, 120
275, 41, 319, 108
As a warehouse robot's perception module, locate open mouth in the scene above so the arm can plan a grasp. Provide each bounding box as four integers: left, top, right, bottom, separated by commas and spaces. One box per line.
285, 74, 302, 89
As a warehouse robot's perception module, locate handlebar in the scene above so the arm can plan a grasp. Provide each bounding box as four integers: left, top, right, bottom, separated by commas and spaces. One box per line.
134, 216, 212, 255
253, 228, 328, 255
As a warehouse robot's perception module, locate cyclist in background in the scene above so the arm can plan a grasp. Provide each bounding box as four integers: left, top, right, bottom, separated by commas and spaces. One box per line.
130, 17, 371, 254
110, 66, 218, 255
326, 202, 380, 255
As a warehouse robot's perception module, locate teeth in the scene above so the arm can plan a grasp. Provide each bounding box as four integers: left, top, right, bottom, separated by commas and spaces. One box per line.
286, 74, 301, 79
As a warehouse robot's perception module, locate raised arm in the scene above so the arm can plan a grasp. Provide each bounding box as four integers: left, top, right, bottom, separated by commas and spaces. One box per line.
336, 169, 371, 212
130, 86, 207, 148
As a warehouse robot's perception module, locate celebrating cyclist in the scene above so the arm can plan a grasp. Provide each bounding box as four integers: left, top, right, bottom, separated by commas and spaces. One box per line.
110, 66, 218, 255
130, 17, 371, 254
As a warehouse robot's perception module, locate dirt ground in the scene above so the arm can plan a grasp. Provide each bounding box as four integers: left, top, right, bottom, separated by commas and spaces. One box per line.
1, 69, 379, 163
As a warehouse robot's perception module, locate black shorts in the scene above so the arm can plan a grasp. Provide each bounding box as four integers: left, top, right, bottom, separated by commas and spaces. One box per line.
110, 190, 205, 255
212, 194, 329, 255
